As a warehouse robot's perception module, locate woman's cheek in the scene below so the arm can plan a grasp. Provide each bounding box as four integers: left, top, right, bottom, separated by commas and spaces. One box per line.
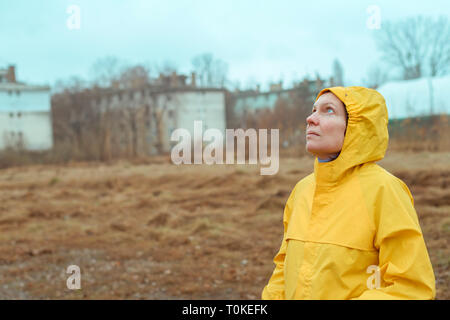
331, 119, 347, 135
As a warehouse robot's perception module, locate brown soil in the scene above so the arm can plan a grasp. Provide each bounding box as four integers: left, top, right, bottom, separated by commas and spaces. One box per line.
0, 152, 448, 299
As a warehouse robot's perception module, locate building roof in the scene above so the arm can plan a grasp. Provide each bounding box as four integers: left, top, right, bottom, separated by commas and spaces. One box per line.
88, 85, 227, 101
377, 76, 450, 119
0, 82, 50, 92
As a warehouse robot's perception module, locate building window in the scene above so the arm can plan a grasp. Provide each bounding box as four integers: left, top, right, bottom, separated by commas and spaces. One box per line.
9, 112, 13, 118
17, 112, 22, 117
16, 90, 20, 96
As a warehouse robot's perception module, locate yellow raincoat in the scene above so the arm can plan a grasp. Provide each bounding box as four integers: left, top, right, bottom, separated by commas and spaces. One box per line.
262, 86, 436, 300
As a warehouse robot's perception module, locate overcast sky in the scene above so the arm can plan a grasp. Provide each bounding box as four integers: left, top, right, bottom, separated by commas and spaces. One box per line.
1, 0, 449, 91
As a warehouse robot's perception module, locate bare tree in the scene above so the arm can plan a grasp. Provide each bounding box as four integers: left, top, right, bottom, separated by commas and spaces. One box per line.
242, 84, 311, 150
147, 91, 178, 154
191, 53, 228, 88
374, 16, 450, 80
429, 16, 450, 76
211, 58, 228, 88
192, 53, 213, 87
332, 59, 344, 86
51, 84, 104, 160
154, 60, 178, 76
53, 76, 87, 94
362, 65, 390, 89
118, 65, 151, 89
89, 56, 123, 87
244, 76, 258, 91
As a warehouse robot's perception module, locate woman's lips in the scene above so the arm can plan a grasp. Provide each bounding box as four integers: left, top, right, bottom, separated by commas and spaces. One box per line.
307, 131, 320, 137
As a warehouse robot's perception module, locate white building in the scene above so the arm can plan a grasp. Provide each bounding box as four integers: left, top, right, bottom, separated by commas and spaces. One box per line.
234, 89, 292, 115
164, 88, 227, 150
91, 75, 227, 155
232, 78, 327, 127
377, 76, 450, 119
0, 65, 52, 151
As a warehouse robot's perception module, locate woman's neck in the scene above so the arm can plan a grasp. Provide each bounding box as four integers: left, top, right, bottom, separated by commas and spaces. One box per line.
318, 152, 340, 162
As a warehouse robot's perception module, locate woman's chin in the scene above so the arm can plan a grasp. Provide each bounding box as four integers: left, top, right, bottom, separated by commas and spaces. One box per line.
306, 145, 335, 158
305, 144, 320, 156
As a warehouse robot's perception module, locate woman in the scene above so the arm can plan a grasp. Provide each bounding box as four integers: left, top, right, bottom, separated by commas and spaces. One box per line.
261, 86, 436, 300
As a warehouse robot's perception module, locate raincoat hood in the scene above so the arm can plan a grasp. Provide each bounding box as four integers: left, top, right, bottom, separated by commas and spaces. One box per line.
313, 86, 389, 185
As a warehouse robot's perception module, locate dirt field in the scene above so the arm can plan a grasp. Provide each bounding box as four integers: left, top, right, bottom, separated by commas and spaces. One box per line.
0, 151, 448, 300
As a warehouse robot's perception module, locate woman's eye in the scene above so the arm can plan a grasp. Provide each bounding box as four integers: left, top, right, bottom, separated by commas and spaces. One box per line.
327, 108, 334, 113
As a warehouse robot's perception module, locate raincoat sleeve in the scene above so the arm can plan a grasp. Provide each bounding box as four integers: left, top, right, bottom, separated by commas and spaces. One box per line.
354, 177, 436, 300
261, 187, 296, 300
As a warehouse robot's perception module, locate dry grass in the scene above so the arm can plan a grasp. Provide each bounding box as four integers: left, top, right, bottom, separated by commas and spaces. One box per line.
0, 152, 448, 299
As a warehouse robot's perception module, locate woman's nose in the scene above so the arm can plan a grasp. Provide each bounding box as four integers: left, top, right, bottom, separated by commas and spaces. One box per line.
306, 112, 319, 126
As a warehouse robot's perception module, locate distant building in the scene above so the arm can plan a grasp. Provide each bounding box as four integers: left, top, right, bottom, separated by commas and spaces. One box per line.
232, 76, 327, 127
52, 72, 228, 158
0, 65, 52, 150
91, 83, 227, 155
52, 71, 330, 158
377, 76, 450, 119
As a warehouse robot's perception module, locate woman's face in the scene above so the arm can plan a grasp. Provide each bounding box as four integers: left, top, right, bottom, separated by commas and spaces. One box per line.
305, 92, 347, 159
